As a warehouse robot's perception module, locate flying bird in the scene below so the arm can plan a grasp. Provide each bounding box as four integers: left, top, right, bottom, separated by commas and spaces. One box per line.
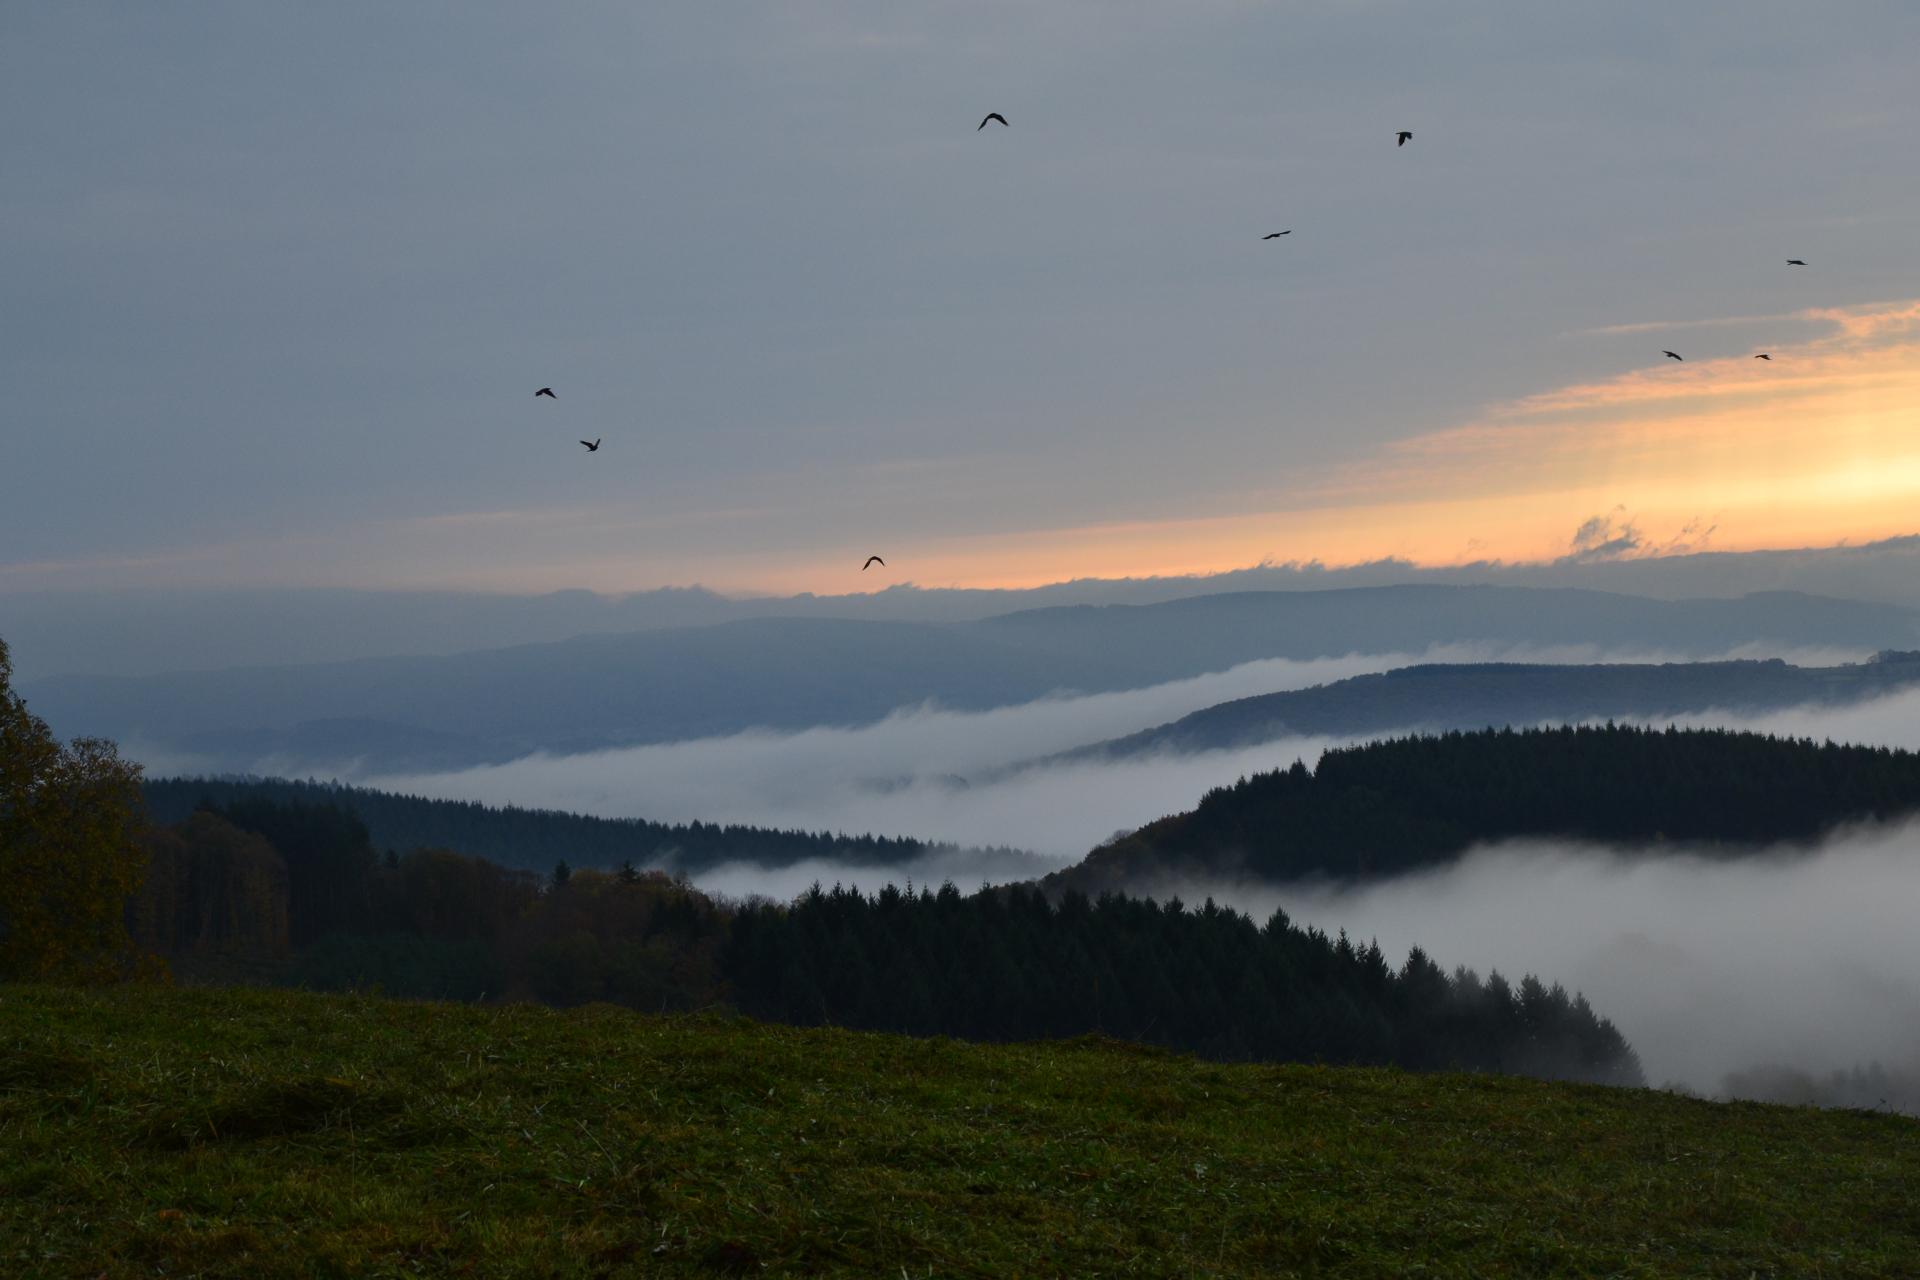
1663, 351, 1683, 361
1787, 259, 1807, 266
1262, 231, 1292, 239
580, 439, 600, 452
862, 556, 885, 570
978, 113, 1008, 130
1396, 131, 1413, 146
535, 387, 556, 398
1754, 353, 1772, 360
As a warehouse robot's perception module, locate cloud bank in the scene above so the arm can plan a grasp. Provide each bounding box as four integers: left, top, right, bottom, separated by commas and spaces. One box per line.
1180, 826, 1920, 1102
363, 640, 1864, 864
368, 648, 1428, 858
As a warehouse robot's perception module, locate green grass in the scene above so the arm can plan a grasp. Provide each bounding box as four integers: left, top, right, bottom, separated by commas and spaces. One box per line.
2, 986, 1916, 1278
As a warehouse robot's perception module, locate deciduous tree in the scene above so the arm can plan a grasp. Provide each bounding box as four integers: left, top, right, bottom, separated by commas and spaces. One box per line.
0, 638, 152, 980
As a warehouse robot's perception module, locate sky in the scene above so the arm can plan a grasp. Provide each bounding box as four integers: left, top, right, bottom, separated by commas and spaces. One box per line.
6, 2, 1920, 595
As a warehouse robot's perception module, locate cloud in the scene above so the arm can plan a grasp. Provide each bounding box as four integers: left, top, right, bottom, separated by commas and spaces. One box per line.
1562, 508, 1645, 563
1553, 509, 1717, 564
1570, 310, 1810, 338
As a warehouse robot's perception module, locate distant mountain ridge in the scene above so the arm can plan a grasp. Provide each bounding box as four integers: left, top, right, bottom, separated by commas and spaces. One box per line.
23, 585, 1917, 774
10, 532, 1920, 681
1043, 652, 1920, 764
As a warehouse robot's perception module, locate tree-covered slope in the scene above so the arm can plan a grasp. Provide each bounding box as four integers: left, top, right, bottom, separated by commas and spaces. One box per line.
1050, 723, 1920, 894
134, 789, 1634, 1085
4, 984, 1916, 1278
140, 777, 940, 875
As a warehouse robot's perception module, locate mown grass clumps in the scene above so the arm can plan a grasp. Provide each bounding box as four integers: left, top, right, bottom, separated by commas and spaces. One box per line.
1, 983, 1917, 1278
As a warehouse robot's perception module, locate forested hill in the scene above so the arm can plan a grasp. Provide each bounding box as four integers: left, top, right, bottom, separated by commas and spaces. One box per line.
140, 777, 941, 875
1048, 724, 1920, 895
1050, 653, 1920, 762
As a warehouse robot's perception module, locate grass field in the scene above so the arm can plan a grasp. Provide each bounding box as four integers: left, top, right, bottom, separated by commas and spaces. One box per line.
2, 984, 1916, 1277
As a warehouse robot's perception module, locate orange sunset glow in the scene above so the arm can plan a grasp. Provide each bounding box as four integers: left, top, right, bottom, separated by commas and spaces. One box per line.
19, 297, 1915, 599
676, 298, 1920, 594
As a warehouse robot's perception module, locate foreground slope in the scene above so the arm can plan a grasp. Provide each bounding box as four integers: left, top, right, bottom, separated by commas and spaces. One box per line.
4, 986, 1917, 1278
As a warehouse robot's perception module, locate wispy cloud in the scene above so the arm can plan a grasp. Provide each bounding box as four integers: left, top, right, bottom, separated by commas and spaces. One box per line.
1570, 309, 1811, 338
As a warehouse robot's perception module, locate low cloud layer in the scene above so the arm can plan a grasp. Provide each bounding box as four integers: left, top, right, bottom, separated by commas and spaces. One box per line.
691, 848, 1071, 906
368, 648, 1425, 858
364, 642, 1857, 863
1666, 684, 1920, 752
360, 655, 1920, 1102
1180, 826, 1920, 1102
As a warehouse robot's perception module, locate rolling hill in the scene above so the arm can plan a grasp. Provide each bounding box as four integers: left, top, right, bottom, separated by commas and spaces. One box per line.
1045, 652, 1920, 763
1046, 723, 1920, 897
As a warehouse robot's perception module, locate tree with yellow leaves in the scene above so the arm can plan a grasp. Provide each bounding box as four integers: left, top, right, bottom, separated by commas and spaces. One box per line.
0, 636, 152, 981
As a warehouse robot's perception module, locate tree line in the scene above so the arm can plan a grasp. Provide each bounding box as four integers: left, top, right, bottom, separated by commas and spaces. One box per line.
730, 882, 1640, 1085
107, 789, 1641, 1086
5, 637, 1641, 1086
142, 776, 945, 875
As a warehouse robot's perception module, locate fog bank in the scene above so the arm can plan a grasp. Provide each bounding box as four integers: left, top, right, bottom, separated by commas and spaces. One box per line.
691, 847, 1073, 905
1178, 826, 1920, 1101
356, 657, 1920, 1101
365, 649, 1451, 858
361, 642, 1863, 861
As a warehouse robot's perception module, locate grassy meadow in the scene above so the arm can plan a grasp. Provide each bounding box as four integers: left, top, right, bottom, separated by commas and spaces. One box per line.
2, 984, 1916, 1277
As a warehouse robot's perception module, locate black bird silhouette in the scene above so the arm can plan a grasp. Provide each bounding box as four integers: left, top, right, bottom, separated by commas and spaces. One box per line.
862, 556, 885, 570
1262, 231, 1292, 239
580, 439, 600, 452
1755, 353, 1772, 360
1787, 259, 1807, 266
1663, 350, 1683, 361
978, 113, 1008, 130
1396, 131, 1413, 146
535, 387, 556, 398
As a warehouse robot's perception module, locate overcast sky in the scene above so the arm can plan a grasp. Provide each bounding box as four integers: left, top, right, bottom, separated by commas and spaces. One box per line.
6, 2, 1920, 595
